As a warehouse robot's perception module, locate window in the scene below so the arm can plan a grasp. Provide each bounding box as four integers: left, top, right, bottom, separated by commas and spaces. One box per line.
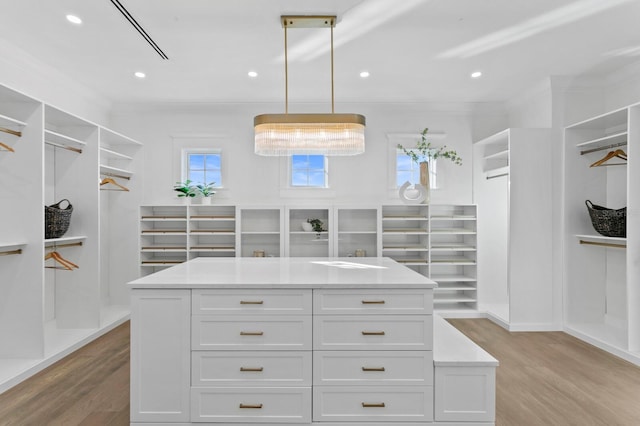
396, 150, 437, 188
184, 149, 222, 187
291, 155, 328, 187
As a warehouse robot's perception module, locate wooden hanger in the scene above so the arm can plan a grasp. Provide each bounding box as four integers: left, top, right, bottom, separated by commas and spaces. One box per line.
100, 177, 130, 191
45, 251, 79, 270
590, 149, 627, 167
0, 141, 15, 152
0, 126, 21, 137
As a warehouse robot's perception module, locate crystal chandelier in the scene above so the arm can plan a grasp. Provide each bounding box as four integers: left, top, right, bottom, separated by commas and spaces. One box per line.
254, 16, 366, 156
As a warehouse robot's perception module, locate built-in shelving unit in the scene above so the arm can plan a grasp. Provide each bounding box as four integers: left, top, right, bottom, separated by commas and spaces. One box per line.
238, 207, 284, 257
334, 206, 379, 257
140, 206, 188, 271
473, 128, 554, 330
286, 206, 331, 257
0, 82, 144, 393
564, 104, 639, 365
189, 205, 237, 258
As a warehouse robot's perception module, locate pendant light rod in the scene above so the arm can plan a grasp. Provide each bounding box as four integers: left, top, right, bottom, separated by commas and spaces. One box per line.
331, 22, 335, 113
284, 22, 289, 114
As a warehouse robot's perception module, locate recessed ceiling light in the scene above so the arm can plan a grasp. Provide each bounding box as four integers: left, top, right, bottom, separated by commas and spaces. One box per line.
359, 71, 370, 78
471, 71, 483, 78
134, 71, 146, 79
248, 71, 258, 78
66, 14, 82, 25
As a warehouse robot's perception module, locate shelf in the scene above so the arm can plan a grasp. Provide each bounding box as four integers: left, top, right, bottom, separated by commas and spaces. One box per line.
141, 216, 187, 221
44, 235, 87, 246
290, 231, 328, 235
485, 166, 510, 178
190, 216, 236, 221
0, 113, 27, 130
190, 230, 235, 235
395, 259, 429, 266
141, 230, 187, 235
430, 215, 476, 221
483, 149, 508, 161
382, 216, 427, 221
100, 164, 133, 178
382, 246, 428, 252
338, 231, 377, 234
430, 228, 476, 234
430, 243, 476, 251
382, 229, 428, 234
44, 130, 86, 148
575, 131, 627, 149
190, 246, 236, 252
435, 283, 477, 291
433, 295, 477, 304
141, 247, 187, 253
430, 275, 477, 282
141, 260, 184, 266
566, 106, 628, 131
241, 231, 280, 235
100, 147, 133, 161
101, 127, 143, 146
576, 234, 626, 249
431, 258, 476, 265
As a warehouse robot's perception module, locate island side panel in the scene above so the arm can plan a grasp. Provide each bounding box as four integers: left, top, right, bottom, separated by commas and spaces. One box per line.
131, 289, 191, 422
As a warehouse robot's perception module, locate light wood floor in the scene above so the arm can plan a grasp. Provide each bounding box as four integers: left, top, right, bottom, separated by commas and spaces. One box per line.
1, 319, 639, 425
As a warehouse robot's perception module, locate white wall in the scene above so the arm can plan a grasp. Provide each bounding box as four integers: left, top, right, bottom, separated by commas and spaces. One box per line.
110, 102, 488, 207
0, 40, 110, 125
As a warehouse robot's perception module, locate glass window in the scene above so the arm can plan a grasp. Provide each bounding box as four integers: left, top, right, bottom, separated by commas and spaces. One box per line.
396, 150, 437, 188
184, 150, 222, 187
291, 155, 328, 187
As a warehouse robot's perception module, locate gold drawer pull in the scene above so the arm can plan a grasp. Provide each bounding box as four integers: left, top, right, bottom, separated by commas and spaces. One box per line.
362, 402, 386, 408
240, 331, 264, 336
240, 300, 264, 305
239, 403, 263, 409
240, 367, 264, 372
362, 331, 385, 336
361, 300, 385, 304
362, 366, 385, 372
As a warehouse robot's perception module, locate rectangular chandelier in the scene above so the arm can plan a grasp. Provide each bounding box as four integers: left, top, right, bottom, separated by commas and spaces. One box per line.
254, 16, 366, 156
254, 113, 365, 156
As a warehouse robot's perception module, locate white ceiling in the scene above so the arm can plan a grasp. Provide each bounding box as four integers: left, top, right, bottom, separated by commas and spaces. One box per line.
1, 0, 640, 105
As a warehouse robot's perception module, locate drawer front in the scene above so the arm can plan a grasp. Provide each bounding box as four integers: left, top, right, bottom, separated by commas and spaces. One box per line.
313, 351, 433, 386
192, 387, 311, 423
314, 289, 433, 315
193, 315, 312, 350
313, 315, 433, 350
313, 386, 433, 422
192, 351, 312, 387
193, 289, 312, 315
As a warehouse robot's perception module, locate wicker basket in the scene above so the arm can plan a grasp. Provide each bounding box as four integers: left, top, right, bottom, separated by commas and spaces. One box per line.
45, 199, 73, 239
585, 200, 626, 238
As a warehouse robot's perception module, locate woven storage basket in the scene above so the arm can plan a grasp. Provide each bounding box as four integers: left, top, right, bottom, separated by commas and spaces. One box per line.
45, 199, 73, 239
585, 200, 626, 238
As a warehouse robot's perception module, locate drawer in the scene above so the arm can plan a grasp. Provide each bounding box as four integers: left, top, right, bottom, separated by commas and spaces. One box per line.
192, 351, 312, 387
313, 351, 433, 386
192, 387, 311, 423
314, 289, 433, 315
192, 315, 312, 350
313, 315, 433, 350
193, 289, 312, 315
313, 386, 433, 422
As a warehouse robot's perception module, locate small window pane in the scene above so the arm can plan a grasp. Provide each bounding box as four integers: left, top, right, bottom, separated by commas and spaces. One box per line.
292, 171, 309, 186
397, 171, 412, 186
291, 154, 327, 188
205, 155, 221, 169
396, 154, 412, 169
207, 171, 222, 186
189, 170, 205, 185
308, 155, 324, 169
189, 154, 205, 169
308, 172, 325, 187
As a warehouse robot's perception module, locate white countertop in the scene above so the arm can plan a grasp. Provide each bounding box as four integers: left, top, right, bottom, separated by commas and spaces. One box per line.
129, 257, 437, 289
433, 315, 499, 367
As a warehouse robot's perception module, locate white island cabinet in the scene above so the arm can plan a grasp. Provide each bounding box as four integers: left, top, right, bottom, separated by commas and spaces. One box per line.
129, 257, 496, 426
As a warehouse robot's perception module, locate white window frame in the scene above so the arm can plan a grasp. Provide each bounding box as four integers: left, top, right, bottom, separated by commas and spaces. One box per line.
182, 148, 223, 188
289, 154, 329, 188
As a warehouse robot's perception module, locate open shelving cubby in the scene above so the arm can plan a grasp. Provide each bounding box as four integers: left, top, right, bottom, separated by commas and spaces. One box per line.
239, 206, 283, 257
563, 104, 640, 364
381, 204, 430, 275
189, 205, 237, 258
334, 206, 379, 257
286, 206, 331, 257
140, 205, 188, 273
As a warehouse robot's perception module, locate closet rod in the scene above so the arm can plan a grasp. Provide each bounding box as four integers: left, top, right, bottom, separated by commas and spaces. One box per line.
45, 241, 83, 249
0, 126, 22, 137
486, 172, 508, 180
0, 248, 22, 256
44, 140, 83, 154
101, 171, 131, 181
579, 240, 626, 249
580, 141, 627, 155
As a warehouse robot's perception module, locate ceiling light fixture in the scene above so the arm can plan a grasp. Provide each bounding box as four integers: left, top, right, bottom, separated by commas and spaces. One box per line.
254, 16, 366, 156
471, 71, 482, 78
66, 14, 82, 25
360, 71, 370, 78
134, 71, 146, 78
248, 71, 258, 78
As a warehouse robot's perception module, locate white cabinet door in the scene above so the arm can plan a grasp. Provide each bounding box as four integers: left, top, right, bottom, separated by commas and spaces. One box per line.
130, 289, 191, 422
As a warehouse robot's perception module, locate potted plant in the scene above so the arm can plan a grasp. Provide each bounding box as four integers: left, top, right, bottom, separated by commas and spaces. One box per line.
306, 218, 324, 236
397, 128, 462, 203
174, 179, 196, 202
194, 182, 216, 204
